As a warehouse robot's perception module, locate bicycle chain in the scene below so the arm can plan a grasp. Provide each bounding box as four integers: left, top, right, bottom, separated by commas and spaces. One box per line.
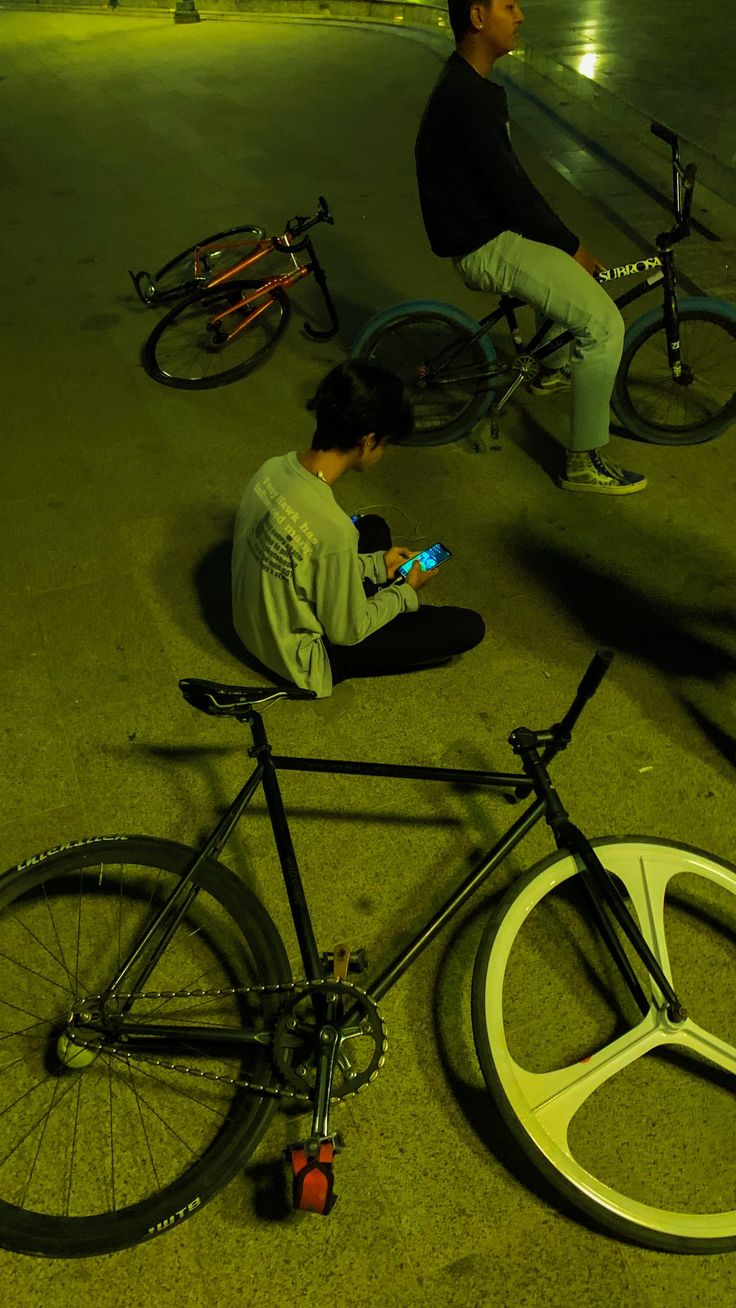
65, 980, 383, 1105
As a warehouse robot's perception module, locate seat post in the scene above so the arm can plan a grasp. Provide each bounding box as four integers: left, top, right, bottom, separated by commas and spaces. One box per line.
244, 705, 270, 754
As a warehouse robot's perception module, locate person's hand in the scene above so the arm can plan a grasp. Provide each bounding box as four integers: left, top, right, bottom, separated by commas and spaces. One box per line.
573, 244, 605, 278
404, 560, 435, 592
383, 545, 414, 580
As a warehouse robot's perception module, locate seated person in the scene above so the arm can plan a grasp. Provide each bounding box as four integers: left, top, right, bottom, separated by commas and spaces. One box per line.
231, 360, 485, 696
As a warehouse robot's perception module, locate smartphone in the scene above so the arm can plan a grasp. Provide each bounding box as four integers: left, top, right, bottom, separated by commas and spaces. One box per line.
396, 542, 452, 582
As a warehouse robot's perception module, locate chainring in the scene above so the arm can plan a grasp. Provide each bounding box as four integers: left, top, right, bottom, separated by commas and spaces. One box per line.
512, 352, 539, 381
273, 979, 387, 1100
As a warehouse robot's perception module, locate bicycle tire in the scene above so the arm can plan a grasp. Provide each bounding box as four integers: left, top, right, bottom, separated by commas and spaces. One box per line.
142, 279, 290, 389
472, 836, 736, 1253
612, 297, 736, 444
352, 301, 496, 446
0, 835, 291, 1257
151, 225, 267, 304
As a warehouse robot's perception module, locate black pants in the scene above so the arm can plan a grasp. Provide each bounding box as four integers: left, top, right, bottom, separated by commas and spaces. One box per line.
323, 515, 485, 686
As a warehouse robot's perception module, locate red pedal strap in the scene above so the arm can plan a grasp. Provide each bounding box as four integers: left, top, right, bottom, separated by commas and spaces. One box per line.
290, 1141, 336, 1215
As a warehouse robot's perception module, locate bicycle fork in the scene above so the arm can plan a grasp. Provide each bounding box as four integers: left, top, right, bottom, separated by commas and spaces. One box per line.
511, 726, 687, 1024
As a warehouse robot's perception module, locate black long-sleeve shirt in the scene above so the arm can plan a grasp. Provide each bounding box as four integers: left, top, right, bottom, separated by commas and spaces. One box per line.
415, 51, 579, 259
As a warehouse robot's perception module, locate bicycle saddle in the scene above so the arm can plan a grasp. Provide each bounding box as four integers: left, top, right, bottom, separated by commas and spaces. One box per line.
179, 677, 315, 716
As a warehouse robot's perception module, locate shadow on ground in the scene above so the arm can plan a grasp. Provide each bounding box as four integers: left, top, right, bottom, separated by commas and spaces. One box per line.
503, 524, 736, 765
193, 537, 291, 688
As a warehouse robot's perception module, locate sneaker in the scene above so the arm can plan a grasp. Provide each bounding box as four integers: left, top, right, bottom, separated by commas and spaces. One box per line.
527, 365, 571, 396
559, 449, 647, 495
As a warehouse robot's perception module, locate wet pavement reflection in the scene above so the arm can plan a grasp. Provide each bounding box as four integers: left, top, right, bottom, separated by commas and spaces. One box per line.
520, 0, 736, 169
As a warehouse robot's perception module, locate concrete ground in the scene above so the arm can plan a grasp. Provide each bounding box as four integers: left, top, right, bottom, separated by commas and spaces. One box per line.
519, 0, 736, 175
2, 10, 736, 1307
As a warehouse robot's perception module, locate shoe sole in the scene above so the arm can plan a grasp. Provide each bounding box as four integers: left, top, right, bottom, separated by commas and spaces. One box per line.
558, 476, 648, 494
526, 384, 571, 396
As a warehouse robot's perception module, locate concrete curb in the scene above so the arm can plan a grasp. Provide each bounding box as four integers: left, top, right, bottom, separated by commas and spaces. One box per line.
0, 0, 452, 25
507, 41, 736, 211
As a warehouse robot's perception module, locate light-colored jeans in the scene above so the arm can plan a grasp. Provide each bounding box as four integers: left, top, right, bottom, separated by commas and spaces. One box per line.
454, 231, 625, 452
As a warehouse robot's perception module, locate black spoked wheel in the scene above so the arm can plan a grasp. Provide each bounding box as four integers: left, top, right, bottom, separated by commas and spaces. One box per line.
0, 836, 290, 1257
149, 225, 267, 304
473, 837, 736, 1253
612, 298, 736, 443
352, 302, 496, 446
143, 279, 290, 389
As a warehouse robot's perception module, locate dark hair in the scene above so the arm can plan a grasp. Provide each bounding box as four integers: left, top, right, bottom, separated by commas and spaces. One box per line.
447, 0, 481, 43
306, 360, 413, 451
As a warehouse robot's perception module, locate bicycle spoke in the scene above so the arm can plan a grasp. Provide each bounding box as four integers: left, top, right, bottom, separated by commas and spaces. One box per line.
110, 1055, 231, 1120
0, 842, 286, 1252
0, 946, 78, 1001
354, 307, 495, 444
0, 1041, 54, 1078
0, 1074, 78, 1171
44, 880, 79, 989
510, 1011, 661, 1150
75, 866, 84, 996
114, 1075, 206, 1154
127, 1061, 160, 1192
670, 1020, 736, 1080
144, 282, 288, 388
14, 898, 79, 993
0, 997, 53, 1027
107, 1065, 115, 1214
618, 307, 736, 440
26, 1076, 67, 1212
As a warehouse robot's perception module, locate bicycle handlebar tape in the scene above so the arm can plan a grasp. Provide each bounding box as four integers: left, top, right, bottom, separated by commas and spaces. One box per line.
651, 120, 678, 149
318, 195, 334, 224
577, 648, 614, 702
289, 1140, 337, 1215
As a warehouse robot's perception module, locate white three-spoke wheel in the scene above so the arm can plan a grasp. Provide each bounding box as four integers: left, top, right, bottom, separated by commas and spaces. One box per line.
473, 837, 736, 1252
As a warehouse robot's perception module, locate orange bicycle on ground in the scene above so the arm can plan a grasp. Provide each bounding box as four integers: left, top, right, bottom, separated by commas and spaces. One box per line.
129, 196, 338, 390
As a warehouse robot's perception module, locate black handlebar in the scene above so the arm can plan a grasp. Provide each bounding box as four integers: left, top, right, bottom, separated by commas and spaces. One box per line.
533, 648, 614, 767
285, 195, 334, 238
649, 120, 697, 241
271, 196, 339, 341
651, 120, 678, 150
547, 647, 613, 749
317, 195, 334, 225
574, 647, 614, 704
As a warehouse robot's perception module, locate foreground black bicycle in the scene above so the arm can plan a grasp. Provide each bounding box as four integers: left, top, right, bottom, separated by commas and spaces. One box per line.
353, 123, 736, 446
2, 652, 736, 1257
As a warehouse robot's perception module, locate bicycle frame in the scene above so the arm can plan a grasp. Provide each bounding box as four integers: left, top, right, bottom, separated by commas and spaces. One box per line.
428, 254, 670, 399
196, 216, 338, 343
256, 721, 543, 999
97, 653, 684, 1075
106, 729, 540, 1012
131, 197, 340, 342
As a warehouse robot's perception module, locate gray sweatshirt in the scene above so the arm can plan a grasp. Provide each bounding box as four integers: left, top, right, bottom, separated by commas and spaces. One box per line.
232, 453, 418, 696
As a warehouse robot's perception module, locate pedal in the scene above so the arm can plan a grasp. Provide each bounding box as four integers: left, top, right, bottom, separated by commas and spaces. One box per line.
287, 1136, 341, 1215
321, 945, 368, 978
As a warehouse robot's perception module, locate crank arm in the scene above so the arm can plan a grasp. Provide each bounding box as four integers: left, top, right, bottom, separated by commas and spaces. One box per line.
310, 1024, 341, 1139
